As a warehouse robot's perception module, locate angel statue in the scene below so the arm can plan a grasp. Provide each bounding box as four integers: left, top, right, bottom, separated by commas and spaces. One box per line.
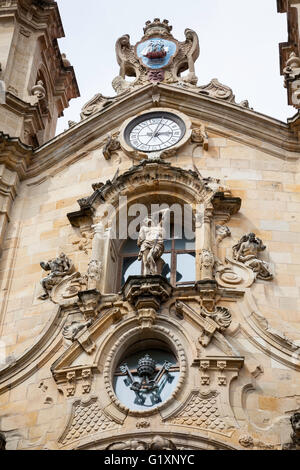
232, 233, 273, 281
137, 209, 170, 276
39, 253, 74, 300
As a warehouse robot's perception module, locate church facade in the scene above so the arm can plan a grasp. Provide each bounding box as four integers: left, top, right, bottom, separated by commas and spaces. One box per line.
0, 0, 299, 451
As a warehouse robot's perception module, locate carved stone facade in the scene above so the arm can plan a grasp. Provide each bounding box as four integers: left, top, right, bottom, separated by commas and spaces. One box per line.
0, 3, 299, 453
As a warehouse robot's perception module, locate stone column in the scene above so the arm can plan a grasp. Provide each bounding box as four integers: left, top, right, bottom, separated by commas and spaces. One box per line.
87, 222, 105, 290
199, 203, 214, 281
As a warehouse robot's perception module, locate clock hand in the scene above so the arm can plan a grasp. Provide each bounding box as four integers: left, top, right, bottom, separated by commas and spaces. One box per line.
153, 118, 163, 137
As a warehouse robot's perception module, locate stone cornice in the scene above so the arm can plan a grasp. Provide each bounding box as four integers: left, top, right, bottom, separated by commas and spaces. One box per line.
26, 84, 300, 179
0, 0, 80, 107
0, 132, 33, 178
0, 0, 64, 38
4, 92, 44, 134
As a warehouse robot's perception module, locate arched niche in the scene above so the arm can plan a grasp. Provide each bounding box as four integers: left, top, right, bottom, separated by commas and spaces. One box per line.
67, 160, 241, 294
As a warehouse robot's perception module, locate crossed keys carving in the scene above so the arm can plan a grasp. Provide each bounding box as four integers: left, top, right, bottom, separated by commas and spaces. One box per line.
119, 354, 175, 406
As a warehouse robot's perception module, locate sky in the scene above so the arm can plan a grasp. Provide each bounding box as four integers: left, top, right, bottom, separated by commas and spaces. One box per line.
55, 0, 292, 135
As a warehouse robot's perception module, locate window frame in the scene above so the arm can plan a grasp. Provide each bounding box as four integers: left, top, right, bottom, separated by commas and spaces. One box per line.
119, 230, 195, 288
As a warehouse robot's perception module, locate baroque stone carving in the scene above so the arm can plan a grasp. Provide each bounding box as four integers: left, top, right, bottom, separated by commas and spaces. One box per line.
50, 272, 88, 305
200, 249, 215, 280
78, 289, 101, 322
80, 93, 116, 120
53, 367, 98, 398
282, 412, 300, 450
114, 19, 199, 92
239, 435, 275, 450
191, 125, 208, 150
283, 52, 300, 86
62, 319, 93, 342
216, 225, 231, 245
87, 260, 102, 283
169, 390, 227, 433
103, 134, 121, 160
198, 78, 249, 107
175, 301, 231, 347
31, 80, 46, 100
119, 354, 173, 406
232, 233, 273, 281
106, 435, 176, 450
38, 253, 74, 300
72, 230, 93, 255
137, 208, 170, 275
136, 420, 150, 429
215, 257, 255, 289
122, 275, 172, 328
103, 326, 186, 415
59, 397, 118, 445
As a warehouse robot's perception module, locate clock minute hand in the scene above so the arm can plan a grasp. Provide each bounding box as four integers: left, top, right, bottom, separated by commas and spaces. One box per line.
153, 118, 164, 137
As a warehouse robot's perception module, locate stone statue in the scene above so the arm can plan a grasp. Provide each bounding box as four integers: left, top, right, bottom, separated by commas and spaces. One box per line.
62, 319, 93, 342
283, 412, 300, 450
39, 253, 74, 300
106, 435, 176, 450
137, 209, 170, 275
290, 412, 300, 447
232, 233, 273, 281
31, 80, 46, 100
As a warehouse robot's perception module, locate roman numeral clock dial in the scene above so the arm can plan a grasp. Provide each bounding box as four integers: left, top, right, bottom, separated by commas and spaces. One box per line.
124, 111, 186, 153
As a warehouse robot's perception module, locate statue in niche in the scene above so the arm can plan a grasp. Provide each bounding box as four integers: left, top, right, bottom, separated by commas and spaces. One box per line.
232, 233, 273, 281
38, 253, 74, 300
137, 209, 170, 275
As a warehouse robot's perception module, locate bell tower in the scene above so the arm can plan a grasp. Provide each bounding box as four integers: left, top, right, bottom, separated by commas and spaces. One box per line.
0, 0, 79, 146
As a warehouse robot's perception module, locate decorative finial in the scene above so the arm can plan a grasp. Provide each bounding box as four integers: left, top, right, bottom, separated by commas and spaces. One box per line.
143, 18, 173, 35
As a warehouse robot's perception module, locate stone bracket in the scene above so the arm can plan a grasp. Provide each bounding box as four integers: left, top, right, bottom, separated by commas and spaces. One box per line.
52, 365, 99, 398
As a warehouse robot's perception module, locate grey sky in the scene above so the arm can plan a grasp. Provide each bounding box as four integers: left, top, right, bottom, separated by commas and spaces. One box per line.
56, 0, 292, 135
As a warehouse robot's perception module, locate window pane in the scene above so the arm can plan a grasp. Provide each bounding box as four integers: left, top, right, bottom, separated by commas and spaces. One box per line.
176, 253, 195, 283
161, 253, 171, 281
164, 239, 172, 251
121, 238, 139, 255
122, 257, 141, 284
174, 236, 195, 251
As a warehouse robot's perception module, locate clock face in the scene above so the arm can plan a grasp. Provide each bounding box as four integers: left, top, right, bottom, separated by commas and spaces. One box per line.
125, 112, 186, 153
113, 349, 180, 411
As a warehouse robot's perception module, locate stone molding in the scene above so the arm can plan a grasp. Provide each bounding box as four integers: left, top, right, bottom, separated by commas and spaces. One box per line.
67, 158, 241, 229
58, 430, 238, 450
239, 291, 300, 370
103, 325, 187, 417
27, 83, 300, 181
